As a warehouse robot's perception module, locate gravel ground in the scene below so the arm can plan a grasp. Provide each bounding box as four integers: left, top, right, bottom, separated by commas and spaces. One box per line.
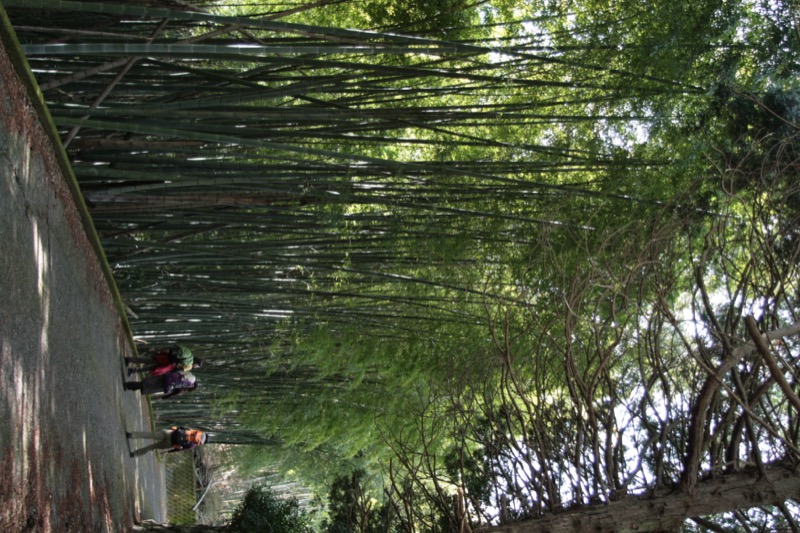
0, 24, 167, 532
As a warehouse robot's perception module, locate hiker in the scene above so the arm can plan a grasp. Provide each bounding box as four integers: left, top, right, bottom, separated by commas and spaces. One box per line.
126, 344, 201, 374
123, 369, 197, 398
127, 426, 208, 458
127, 355, 203, 377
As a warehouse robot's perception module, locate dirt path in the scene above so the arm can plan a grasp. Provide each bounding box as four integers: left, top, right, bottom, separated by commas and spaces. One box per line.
0, 18, 167, 532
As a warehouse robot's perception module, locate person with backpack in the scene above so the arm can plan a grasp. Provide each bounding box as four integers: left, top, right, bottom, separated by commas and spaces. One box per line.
127, 356, 203, 378
123, 368, 198, 398
126, 344, 201, 374
127, 426, 208, 458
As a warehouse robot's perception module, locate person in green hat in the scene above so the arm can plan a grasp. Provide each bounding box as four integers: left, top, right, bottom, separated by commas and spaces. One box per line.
126, 344, 202, 375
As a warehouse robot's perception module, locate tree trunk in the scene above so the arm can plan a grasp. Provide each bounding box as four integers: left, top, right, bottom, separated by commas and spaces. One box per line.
478, 463, 800, 533
133, 521, 222, 532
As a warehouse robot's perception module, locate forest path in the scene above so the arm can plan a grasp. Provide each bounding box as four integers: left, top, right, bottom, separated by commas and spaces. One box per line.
0, 12, 167, 531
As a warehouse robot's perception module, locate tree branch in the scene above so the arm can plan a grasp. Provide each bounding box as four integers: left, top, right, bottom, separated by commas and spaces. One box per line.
478, 462, 800, 533
745, 316, 800, 415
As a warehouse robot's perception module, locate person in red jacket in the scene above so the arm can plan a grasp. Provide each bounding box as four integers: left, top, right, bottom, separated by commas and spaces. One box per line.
127, 426, 208, 458
126, 345, 201, 373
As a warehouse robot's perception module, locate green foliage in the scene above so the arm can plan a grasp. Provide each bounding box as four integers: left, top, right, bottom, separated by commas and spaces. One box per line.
6, 0, 800, 529
321, 469, 408, 533
228, 484, 312, 533
363, 0, 481, 39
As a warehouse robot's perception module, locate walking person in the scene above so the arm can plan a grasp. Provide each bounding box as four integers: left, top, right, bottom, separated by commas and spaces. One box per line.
124, 368, 198, 398
126, 344, 201, 374
127, 426, 209, 458
127, 356, 202, 377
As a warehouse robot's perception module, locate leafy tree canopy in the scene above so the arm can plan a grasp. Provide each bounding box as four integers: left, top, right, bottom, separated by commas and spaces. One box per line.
228, 484, 312, 533
5, 0, 800, 530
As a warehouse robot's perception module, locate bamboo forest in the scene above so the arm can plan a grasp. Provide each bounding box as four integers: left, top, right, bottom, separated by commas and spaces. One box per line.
5, 0, 800, 530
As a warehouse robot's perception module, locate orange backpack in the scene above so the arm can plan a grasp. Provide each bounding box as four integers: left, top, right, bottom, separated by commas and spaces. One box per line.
185, 429, 205, 446
171, 427, 205, 449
